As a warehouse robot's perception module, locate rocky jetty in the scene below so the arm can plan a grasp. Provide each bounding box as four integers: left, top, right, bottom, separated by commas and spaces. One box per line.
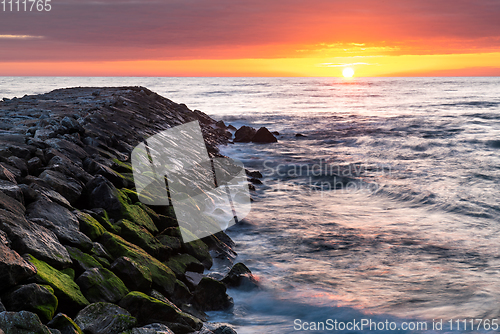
0, 87, 256, 334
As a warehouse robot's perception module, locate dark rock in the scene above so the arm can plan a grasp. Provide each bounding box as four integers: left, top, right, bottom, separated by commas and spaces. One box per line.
193, 278, 233, 311
38, 170, 83, 205
0, 164, 17, 184
30, 184, 72, 209
0, 209, 72, 268
119, 291, 202, 333
25, 255, 89, 316
0, 311, 53, 334
205, 323, 238, 334
74, 212, 107, 241
125, 323, 174, 334
7, 156, 28, 177
249, 177, 262, 185
1, 283, 59, 322
44, 138, 88, 161
234, 126, 257, 143
0, 180, 24, 204
295, 133, 306, 137
27, 157, 43, 175
272, 131, 280, 136
47, 313, 83, 334
221, 262, 259, 290
82, 158, 125, 188
85, 176, 121, 212
110, 256, 152, 292
0, 230, 37, 290
45, 151, 92, 184
31, 218, 93, 252
27, 198, 79, 232
245, 170, 263, 178
0, 299, 5, 312
74, 302, 137, 334
0, 189, 25, 216
65, 246, 103, 276
215, 120, 226, 128
76, 268, 129, 304
181, 239, 213, 270
251, 127, 278, 143
61, 116, 84, 133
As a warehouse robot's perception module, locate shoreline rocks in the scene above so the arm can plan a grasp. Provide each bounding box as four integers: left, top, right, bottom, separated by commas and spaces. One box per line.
0, 87, 260, 334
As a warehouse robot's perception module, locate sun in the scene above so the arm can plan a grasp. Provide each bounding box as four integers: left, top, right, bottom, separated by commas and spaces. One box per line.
342, 67, 355, 78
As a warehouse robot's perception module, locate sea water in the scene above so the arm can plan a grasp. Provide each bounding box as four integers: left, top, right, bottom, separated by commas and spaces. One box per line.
2, 77, 500, 333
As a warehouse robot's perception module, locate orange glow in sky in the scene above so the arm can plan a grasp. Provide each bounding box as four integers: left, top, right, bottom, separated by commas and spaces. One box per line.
1, 1, 499, 77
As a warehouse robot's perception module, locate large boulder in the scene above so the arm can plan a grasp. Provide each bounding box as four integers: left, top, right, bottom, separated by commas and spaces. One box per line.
27, 198, 79, 231
110, 257, 153, 292
0, 231, 37, 290
251, 127, 278, 143
0, 190, 25, 217
0, 209, 72, 268
74, 303, 136, 334
1, 283, 58, 322
30, 218, 93, 252
0, 180, 24, 204
193, 278, 233, 311
100, 232, 176, 296
76, 268, 129, 304
233, 126, 256, 143
38, 170, 83, 205
0, 311, 53, 334
25, 255, 89, 316
119, 292, 202, 334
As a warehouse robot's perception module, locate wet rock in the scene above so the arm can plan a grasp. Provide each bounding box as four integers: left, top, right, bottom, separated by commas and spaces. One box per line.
0, 231, 37, 290
245, 170, 262, 178
119, 291, 202, 333
76, 268, 129, 304
27, 198, 79, 232
251, 127, 277, 143
234, 126, 256, 143
221, 263, 259, 290
295, 133, 306, 137
110, 256, 153, 292
47, 313, 83, 334
74, 212, 107, 241
0, 209, 72, 268
0, 311, 53, 334
166, 254, 205, 277
123, 323, 174, 334
44, 138, 88, 161
181, 239, 212, 270
1, 283, 59, 322
85, 176, 122, 212
30, 184, 72, 210
26, 255, 89, 316
204, 323, 238, 334
193, 278, 233, 311
38, 170, 83, 205
271, 131, 280, 136
74, 302, 136, 334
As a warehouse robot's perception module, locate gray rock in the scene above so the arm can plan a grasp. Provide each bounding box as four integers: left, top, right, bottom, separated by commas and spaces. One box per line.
30, 218, 93, 251
1, 283, 59, 322
0, 165, 16, 184
0, 180, 24, 204
31, 184, 72, 209
7, 157, 28, 177
27, 198, 79, 231
85, 176, 122, 212
38, 170, 83, 205
44, 138, 88, 161
75, 302, 137, 334
0, 231, 37, 289
76, 268, 129, 304
0, 209, 72, 268
35, 129, 56, 140
0, 311, 53, 334
126, 323, 174, 334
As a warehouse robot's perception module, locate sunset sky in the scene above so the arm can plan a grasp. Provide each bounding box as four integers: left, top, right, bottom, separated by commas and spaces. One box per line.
1, 0, 500, 76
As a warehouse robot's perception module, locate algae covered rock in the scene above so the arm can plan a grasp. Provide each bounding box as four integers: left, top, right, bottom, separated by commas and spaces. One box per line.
25, 255, 89, 316
1, 283, 58, 322
114, 219, 167, 259
119, 291, 202, 333
74, 302, 136, 334
100, 232, 176, 296
76, 268, 129, 304
47, 313, 83, 334
110, 256, 153, 292
65, 246, 103, 276
74, 211, 107, 241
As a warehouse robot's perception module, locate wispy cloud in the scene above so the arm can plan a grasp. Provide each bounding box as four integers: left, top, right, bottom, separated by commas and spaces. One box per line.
0, 35, 43, 39
318, 62, 374, 67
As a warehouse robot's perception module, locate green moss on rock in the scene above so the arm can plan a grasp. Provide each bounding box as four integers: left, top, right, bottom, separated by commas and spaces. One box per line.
75, 212, 107, 241
114, 219, 167, 259
100, 232, 176, 295
76, 268, 129, 304
116, 190, 158, 234
47, 313, 84, 334
26, 254, 89, 315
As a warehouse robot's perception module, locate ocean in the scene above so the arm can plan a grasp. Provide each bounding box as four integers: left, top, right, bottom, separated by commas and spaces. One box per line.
2, 77, 500, 333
